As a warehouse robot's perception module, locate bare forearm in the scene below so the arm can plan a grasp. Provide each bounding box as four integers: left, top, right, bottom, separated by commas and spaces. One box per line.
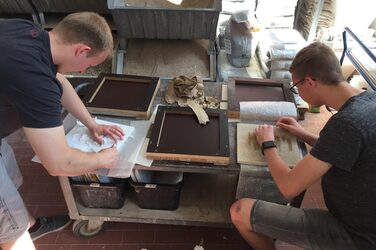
299, 131, 318, 147
24, 126, 118, 177
263, 148, 294, 199
51, 149, 106, 176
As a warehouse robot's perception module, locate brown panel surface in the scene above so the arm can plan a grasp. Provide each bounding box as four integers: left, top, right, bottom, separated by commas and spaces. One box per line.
146, 106, 229, 165
235, 84, 285, 102
157, 113, 220, 155
89, 79, 149, 111
83, 73, 160, 119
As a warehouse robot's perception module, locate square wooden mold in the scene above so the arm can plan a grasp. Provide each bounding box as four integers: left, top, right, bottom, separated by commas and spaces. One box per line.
146, 106, 230, 165
227, 77, 295, 119
83, 73, 160, 119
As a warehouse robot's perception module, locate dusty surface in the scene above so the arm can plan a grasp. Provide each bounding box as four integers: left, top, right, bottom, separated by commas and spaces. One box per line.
123, 39, 210, 78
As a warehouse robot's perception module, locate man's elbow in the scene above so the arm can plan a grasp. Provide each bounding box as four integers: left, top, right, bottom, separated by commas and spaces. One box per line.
280, 186, 301, 201
42, 159, 71, 176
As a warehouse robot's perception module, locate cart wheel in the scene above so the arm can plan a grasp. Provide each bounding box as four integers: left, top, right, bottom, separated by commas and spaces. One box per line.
72, 220, 104, 238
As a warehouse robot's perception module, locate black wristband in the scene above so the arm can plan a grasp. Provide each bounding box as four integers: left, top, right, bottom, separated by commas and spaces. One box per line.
261, 140, 277, 155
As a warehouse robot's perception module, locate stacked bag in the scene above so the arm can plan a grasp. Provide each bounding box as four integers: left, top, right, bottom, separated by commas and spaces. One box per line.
256, 28, 307, 81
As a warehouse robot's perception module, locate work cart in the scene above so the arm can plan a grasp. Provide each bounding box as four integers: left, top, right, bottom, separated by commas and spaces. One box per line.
58, 79, 307, 237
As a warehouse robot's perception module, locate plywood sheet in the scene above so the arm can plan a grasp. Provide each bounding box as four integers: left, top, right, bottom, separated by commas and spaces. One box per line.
237, 123, 301, 167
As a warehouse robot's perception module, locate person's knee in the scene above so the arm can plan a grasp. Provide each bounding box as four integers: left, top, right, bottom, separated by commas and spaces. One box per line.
0, 229, 35, 250
230, 198, 255, 229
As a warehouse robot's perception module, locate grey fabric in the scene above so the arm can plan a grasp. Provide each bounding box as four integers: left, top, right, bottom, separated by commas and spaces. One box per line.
251, 200, 357, 250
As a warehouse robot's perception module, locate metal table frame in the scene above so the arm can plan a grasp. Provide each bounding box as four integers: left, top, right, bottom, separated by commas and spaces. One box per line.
58, 80, 307, 236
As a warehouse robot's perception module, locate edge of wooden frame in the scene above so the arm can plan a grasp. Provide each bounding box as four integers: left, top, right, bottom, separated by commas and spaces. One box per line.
145, 152, 230, 166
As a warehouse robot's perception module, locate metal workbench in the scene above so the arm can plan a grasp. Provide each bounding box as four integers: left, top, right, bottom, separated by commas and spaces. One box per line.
59, 79, 307, 237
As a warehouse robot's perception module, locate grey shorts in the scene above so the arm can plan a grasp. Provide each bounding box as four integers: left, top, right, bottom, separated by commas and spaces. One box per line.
251, 200, 357, 250
0, 139, 29, 244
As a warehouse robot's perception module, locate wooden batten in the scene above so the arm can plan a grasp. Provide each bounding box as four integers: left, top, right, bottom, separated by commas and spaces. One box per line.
145, 152, 230, 166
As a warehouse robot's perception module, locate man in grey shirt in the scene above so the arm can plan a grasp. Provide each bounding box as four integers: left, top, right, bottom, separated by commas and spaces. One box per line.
230, 42, 376, 249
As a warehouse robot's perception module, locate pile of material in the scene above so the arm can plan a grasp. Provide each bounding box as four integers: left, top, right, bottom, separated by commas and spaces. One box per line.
165, 76, 220, 124
256, 29, 306, 81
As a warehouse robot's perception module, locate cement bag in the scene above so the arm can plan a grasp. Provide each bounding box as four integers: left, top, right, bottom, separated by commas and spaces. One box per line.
224, 10, 252, 67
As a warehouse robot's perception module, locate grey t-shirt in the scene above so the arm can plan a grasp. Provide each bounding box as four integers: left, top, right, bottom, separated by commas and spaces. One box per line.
311, 90, 376, 249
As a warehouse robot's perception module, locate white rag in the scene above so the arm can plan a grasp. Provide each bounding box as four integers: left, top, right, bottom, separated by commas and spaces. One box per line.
240, 101, 297, 122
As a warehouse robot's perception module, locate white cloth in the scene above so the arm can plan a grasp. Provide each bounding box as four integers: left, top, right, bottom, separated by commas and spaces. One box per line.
240, 101, 297, 122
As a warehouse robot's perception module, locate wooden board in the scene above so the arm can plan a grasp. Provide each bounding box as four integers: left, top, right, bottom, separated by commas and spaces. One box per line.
237, 123, 301, 167
146, 106, 230, 165
228, 77, 295, 119
83, 73, 160, 119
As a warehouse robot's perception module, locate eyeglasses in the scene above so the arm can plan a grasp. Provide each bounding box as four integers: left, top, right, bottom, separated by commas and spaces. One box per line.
289, 78, 305, 95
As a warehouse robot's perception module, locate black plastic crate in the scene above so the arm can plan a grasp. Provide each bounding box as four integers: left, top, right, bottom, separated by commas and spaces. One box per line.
130, 171, 183, 210
70, 178, 128, 209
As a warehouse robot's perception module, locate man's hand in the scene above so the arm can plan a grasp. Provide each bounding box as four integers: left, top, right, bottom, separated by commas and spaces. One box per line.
276, 116, 305, 138
276, 116, 318, 147
255, 124, 275, 145
100, 145, 121, 169
89, 123, 125, 145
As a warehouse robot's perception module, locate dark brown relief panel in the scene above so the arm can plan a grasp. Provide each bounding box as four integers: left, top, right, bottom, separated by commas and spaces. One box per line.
89, 79, 150, 111
156, 112, 220, 155
147, 106, 229, 160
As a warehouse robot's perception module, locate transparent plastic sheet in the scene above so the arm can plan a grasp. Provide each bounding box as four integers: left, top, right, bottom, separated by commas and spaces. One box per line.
33, 113, 151, 178
88, 118, 151, 178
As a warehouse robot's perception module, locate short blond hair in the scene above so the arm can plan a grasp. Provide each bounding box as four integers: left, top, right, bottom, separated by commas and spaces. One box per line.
52, 12, 113, 57
290, 42, 345, 85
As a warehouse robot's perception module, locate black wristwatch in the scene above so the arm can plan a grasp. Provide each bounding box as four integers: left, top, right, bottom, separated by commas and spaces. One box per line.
261, 140, 277, 155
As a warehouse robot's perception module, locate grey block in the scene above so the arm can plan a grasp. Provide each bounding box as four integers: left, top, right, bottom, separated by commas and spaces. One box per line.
108, 0, 221, 43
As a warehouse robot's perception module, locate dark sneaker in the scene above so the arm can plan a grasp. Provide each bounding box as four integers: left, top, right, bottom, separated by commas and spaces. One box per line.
30, 215, 71, 241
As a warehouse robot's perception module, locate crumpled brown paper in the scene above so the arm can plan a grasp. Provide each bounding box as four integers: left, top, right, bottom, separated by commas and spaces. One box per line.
165, 76, 220, 124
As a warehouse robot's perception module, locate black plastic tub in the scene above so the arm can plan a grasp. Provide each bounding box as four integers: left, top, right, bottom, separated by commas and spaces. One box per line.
130, 171, 183, 210
70, 178, 129, 209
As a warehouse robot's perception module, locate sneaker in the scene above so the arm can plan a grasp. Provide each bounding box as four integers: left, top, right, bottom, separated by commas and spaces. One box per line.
30, 215, 71, 241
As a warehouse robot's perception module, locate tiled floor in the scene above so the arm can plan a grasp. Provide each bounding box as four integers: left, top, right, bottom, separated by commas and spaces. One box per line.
6, 107, 332, 250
